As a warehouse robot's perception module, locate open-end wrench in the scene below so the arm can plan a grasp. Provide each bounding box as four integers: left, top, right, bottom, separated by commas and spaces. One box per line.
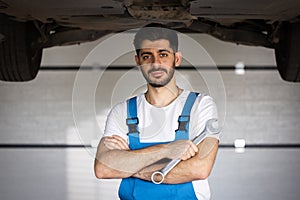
151, 118, 221, 184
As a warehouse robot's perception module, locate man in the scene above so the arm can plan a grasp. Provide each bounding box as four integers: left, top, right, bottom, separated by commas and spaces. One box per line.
94, 25, 220, 200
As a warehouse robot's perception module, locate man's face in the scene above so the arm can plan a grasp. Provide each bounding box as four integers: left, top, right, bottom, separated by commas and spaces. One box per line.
135, 39, 182, 87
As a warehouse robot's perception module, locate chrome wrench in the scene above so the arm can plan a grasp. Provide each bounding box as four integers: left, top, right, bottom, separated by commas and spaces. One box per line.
151, 118, 220, 184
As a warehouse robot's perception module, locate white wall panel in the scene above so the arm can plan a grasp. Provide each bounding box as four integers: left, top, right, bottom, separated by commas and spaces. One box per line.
0, 70, 299, 145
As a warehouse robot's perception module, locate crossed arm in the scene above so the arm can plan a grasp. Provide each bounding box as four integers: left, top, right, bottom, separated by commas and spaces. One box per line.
94, 135, 219, 184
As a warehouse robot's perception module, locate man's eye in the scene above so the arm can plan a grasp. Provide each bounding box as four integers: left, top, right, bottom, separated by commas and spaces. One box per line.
160, 53, 168, 57
142, 55, 151, 60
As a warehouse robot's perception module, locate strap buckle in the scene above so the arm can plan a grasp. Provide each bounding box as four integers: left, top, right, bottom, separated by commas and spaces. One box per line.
177, 115, 190, 131
126, 117, 139, 134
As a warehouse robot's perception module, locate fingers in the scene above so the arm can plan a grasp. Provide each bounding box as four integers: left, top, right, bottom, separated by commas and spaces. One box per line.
104, 135, 129, 150
112, 135, 129, 149
168, 140, 198, 160
103, 138, 119, 150
180, 141, 198, 161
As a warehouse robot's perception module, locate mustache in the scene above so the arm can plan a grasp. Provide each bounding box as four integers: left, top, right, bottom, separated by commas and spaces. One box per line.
148, 67, 168, 74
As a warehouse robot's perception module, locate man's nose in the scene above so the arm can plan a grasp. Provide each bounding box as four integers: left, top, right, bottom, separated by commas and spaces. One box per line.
151, 54, 161, 64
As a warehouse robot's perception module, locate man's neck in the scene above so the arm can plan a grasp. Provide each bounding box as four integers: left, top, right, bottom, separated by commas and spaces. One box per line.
145, 84, 182, 107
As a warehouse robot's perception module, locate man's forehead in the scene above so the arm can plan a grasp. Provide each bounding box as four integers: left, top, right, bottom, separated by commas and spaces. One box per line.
139, 39, 173, 51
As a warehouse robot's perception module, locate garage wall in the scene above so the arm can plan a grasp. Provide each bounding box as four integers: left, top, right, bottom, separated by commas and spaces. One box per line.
0, 70, 299, 145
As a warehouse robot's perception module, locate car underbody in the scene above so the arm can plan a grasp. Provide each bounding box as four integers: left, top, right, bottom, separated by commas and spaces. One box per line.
0, 0, 300, 81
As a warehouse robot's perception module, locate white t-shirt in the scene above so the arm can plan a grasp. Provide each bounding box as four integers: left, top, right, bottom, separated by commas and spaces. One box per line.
104, 90, 219, 200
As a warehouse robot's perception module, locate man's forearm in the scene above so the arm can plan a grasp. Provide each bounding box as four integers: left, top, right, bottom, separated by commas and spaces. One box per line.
95, 139, 170, 178
159, 138, 219, 184
132, 138, 219, 184
132, 155, 197, 183
95, 137, 199, 179
132, 158, 170, 180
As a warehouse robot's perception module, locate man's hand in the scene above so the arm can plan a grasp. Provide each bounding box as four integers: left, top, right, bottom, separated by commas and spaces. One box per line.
166, 140, 198, 161
103, 135, 130, 150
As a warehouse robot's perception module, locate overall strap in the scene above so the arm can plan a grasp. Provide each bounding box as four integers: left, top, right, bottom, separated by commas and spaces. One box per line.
175, 92, 199, 140
126, 96, 140, 148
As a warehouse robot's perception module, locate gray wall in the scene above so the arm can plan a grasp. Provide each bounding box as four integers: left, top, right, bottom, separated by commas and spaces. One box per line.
1, 70, 299, 145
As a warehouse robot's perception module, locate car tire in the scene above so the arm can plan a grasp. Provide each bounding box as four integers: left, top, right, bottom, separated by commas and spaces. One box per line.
0, 14, 42, 81
275, 21, 300, 82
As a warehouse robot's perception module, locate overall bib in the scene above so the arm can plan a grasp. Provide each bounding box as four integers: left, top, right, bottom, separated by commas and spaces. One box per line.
118, 92, 199, 200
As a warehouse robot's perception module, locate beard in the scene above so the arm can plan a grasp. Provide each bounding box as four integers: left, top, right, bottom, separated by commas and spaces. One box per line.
141, 63, 176, 88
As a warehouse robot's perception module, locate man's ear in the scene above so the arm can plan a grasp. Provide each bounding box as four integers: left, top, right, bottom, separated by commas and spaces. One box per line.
174, 51, 182, 67
135, 55, 140, 66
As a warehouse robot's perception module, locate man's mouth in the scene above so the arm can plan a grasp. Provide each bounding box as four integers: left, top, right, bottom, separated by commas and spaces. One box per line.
150, 70, 165, 78
148, 67, 167, 78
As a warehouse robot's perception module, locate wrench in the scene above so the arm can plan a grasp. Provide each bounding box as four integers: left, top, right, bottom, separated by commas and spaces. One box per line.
151, 118, 221, 184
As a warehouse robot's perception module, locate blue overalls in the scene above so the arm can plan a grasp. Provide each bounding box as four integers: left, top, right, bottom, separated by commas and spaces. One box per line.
118, 92, 199, 200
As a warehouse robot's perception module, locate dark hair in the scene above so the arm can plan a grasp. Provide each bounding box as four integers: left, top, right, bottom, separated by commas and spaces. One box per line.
133, 24, 178, 55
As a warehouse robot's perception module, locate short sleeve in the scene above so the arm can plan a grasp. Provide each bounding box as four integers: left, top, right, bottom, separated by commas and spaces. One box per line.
103, 101, 128, 141
190, 95, 220, 140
